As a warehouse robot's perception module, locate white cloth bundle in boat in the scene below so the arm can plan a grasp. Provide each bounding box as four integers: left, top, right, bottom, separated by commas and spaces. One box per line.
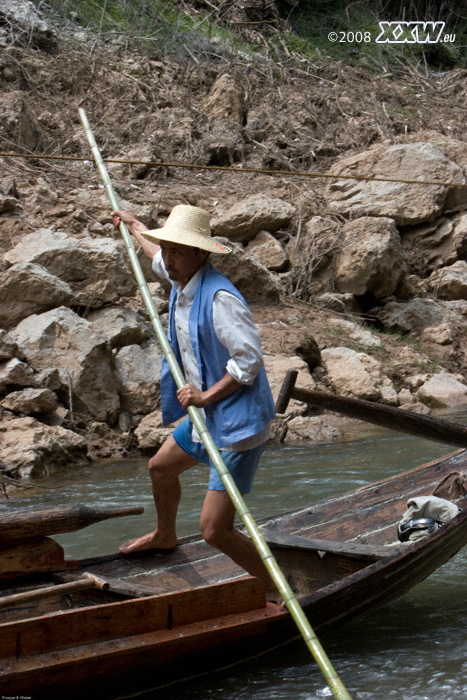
398, 496, 461, 542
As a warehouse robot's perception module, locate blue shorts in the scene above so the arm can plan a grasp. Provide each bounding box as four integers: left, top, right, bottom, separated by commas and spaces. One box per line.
172, 417, 266, 494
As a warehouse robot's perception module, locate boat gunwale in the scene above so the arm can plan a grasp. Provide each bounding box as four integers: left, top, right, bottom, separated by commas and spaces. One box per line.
263, 449, 467, 542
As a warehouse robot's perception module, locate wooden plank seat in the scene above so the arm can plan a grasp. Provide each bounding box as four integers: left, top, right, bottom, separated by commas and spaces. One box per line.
262, 529, 401, 561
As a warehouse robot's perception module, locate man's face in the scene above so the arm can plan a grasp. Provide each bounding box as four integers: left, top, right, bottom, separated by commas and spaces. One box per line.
160, 242, 208, 286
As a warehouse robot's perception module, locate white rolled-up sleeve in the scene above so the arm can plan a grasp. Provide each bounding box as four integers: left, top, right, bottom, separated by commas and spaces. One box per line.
212, 291, 264, 385
151, 250, 169, 280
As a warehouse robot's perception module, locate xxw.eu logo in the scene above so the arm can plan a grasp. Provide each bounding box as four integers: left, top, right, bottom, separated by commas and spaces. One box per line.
376, 21, 455, 44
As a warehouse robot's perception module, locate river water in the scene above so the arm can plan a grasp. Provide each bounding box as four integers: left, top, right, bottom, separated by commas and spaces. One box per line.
2, 426, 467, 700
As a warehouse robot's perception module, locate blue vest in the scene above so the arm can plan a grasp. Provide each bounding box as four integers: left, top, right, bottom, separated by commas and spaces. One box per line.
160, 262, 275, 448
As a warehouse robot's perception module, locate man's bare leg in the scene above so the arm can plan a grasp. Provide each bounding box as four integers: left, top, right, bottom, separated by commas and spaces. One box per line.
120, 435, 198, 554
199, 490, 278, 599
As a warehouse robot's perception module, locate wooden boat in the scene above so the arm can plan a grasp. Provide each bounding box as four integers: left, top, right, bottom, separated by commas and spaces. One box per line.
1, 448, 467, 699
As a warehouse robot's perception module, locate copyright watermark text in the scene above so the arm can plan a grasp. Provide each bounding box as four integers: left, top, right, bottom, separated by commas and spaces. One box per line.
328, 21, 455, 45
376, 21, 451, 44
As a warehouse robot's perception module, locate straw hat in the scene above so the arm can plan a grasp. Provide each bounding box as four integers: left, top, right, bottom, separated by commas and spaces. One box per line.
142, 204, 231, 254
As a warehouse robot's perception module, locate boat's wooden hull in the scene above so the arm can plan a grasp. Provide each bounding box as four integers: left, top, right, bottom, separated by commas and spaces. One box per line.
1, 449, 467, 698
0, 578, 290, 699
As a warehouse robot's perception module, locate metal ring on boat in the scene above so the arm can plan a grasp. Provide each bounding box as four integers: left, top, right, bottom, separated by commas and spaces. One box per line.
397, 517, 442, 542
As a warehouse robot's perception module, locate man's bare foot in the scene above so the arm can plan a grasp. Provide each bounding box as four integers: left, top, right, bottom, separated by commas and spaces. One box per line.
119, 531, 178, 555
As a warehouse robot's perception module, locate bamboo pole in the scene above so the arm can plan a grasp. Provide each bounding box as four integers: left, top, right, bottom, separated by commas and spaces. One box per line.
79, 107, 353, 700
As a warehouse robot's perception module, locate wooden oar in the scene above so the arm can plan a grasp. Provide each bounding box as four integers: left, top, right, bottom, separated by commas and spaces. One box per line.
56, 573, 168, 598
79, 108, 353, 700
0, 504, 145, 546
0, 572, 109, 610
276, 369, 467, 448
0, 572, 168, 611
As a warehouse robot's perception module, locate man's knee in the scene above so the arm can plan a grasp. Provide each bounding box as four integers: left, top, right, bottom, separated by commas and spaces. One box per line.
200, 490, 236, 549
200, 512, 233, 549
201, 519, 224, 548
148, 440, 196, 483
148, 452, 170, 482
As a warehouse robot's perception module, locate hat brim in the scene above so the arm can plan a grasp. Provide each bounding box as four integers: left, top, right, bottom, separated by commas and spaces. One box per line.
142, 228, 231, 254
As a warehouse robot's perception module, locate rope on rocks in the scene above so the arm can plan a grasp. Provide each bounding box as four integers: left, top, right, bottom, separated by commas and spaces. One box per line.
0, 151, 465, 188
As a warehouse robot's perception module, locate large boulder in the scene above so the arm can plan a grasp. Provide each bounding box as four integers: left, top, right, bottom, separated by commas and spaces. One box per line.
87, 306, 151, 348
213, 240, 282, 303
8, 307, 120, 423
315, 293, 360, 315
246, 231, 289, 271
134, 409, 173, 451
0, 357, 62, 396
428, 260, 467, 300
5, 229, 137, 308
402, 129, 467, 175
2, 387, 58, 414
334, 217, 406, 299
0, 262, 73, 329
0, 357, 34, 391
283, 415, 342, 444
0, 416, 87, 478
320, 347, 398, 403
212, 195, 296, 243
417, 373, 467, 408
115, 343, 163, 415
326, 142, 467, 225
374, 298, 467, 335
401, 212, 467, 278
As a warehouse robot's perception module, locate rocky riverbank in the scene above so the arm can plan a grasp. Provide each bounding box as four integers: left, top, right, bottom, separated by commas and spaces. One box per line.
1, 1, 467, 482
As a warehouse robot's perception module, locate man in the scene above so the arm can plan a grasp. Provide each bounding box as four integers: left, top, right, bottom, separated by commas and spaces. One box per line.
111, 204, 276, 595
